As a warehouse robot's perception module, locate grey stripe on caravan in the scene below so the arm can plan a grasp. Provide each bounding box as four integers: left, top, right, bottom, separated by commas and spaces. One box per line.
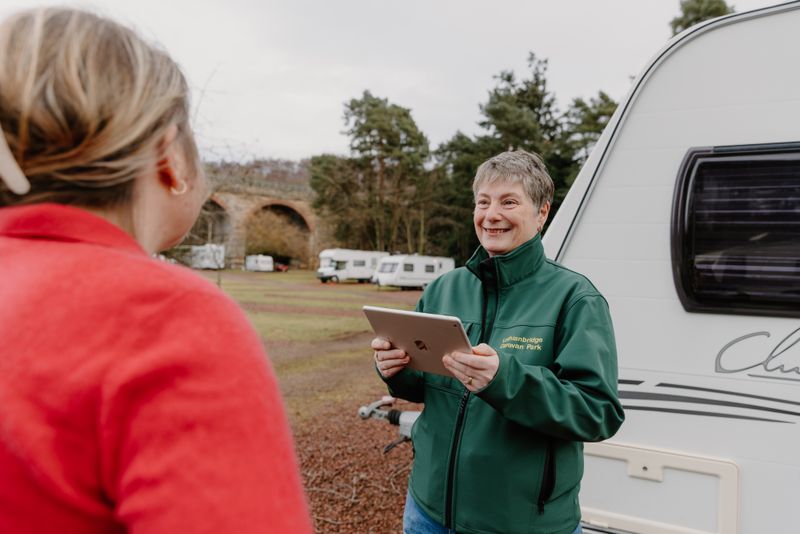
657, 382, 800, 407
622, 405, 792, 424
618, 379, 643, 385
580, 524, 633, 534
619, 391, 800, 418
748, 373, 800, 383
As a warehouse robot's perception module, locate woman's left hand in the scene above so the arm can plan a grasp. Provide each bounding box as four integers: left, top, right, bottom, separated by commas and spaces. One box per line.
442, 343, 499, 392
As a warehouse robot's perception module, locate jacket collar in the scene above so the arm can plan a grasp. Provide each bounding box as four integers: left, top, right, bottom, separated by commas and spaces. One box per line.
0, 203, 146, 255
465, 234, 546, 288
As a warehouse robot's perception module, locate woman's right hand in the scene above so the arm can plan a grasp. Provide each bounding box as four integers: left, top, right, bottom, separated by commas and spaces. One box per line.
371, 337, 410, 378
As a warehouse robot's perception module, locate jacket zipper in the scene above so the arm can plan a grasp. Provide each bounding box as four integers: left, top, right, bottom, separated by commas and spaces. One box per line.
444, 258, 498, 529
537, 441, 555, 514
538, 362, 563, 513
444, 388, 470, 528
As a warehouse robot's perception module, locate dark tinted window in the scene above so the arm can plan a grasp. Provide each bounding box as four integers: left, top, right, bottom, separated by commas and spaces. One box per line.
403, 263, 414, 272
353, 260, 366, 267
673, 145, 800, 317
425, 265, 435, 273
379, 262, 397, 273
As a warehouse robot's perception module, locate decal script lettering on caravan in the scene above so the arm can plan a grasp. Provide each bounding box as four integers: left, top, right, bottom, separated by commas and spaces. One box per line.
716, 327, 800, 381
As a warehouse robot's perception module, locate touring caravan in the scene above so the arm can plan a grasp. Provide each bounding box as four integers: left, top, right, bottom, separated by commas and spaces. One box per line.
189, 244, 225, 270
316, 249, 388, 283
540, 4, 800, 533
244, 254, 274, 272
374, 254, 455, 289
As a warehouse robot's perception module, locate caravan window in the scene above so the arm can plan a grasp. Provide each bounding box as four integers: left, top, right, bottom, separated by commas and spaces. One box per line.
425, 265, 435, 273
353, 260, 366, 267
673, 144, 800, 317
379, 262, 398, 273
403, 263, 414, 272
335, 260, 347, 270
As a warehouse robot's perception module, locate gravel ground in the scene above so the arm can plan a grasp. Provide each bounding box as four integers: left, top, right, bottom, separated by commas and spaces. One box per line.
294, 398, 422, 533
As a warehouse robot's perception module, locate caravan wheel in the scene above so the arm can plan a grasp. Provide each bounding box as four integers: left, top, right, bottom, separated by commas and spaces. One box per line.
331, 275, 339, 283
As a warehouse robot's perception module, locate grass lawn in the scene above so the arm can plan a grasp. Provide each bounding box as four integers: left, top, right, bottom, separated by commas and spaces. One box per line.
197, 269, 420, 420
210, 270, 417, 343
249, 313, 369, 343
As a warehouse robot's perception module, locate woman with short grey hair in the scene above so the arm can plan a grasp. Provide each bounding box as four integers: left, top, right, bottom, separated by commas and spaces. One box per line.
374, 149, 624, 534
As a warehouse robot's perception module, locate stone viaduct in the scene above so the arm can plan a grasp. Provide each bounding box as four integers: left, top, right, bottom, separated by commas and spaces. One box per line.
197, 167, 321, 268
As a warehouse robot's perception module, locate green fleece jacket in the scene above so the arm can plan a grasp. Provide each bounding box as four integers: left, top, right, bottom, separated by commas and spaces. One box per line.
383, 235, 624, 534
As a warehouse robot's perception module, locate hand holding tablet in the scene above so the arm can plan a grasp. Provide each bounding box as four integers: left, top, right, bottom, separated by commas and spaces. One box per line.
364, 306, 471, 378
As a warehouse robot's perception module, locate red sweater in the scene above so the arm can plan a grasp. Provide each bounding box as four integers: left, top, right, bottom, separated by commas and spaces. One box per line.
0, 204, 312, 533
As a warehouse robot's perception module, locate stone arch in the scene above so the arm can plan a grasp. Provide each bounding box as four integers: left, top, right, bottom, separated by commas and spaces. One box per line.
245, 201, 314, 268
204, 191, 318, 269
247, 199, 315, 234
209, 193, 231, 213
184, 198, 231, 245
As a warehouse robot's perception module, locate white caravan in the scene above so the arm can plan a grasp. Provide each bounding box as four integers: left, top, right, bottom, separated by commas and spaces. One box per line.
374, 255, 455, 289
189, 243, 225, 270
244, 254, 274, 272
542, 4, 800, 533
316, 249, 388, 283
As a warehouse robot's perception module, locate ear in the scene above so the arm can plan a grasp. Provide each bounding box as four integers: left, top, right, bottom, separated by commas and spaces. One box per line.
155, 124, 184, 192
537, 201, 551, 232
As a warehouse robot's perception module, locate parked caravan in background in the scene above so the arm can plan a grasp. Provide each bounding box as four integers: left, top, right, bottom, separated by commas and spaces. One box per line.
189, 244, 225, 270
316, 249, 389, 283
374, 254, 455, 289
541, 4, 800, 533
245, 254, 274, 272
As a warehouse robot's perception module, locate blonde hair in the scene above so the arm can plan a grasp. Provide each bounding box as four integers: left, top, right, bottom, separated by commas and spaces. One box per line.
0, 7, 199, 207
473, 150, 554, 208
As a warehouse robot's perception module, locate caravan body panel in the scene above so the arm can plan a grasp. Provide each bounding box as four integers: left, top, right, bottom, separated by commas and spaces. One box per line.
375, 255, 455, 288
189, 244, 225, 270
244, 254, 274, 272
316, 249, 388, 282
543, 3, 800, 532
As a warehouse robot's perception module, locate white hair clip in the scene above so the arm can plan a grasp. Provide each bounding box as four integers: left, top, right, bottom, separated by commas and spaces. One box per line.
0, 125, 30, 195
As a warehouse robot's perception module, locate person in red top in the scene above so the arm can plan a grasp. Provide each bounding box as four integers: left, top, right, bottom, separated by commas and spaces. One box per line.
0, 8, 312, 534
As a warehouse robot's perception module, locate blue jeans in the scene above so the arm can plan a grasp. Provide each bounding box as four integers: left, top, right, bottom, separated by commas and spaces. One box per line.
403, 491, 582, 534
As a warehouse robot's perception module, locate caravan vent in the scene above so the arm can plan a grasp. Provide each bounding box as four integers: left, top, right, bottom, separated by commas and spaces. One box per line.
672, 144, 800, 318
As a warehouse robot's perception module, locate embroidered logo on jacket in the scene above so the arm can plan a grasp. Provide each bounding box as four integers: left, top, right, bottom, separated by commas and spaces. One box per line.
500, 335, 543, 351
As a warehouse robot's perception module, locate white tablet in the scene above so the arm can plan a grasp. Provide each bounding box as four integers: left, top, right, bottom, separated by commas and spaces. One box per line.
363, 305, 471, 377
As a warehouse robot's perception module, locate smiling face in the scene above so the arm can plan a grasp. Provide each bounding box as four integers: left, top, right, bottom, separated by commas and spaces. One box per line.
473, 180, 549, 257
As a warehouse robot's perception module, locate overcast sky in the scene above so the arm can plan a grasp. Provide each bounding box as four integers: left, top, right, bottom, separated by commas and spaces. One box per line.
0, 0, 781, 161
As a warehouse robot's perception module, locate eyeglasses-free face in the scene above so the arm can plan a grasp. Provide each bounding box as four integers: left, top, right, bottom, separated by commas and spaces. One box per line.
473, 180, 548, 257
